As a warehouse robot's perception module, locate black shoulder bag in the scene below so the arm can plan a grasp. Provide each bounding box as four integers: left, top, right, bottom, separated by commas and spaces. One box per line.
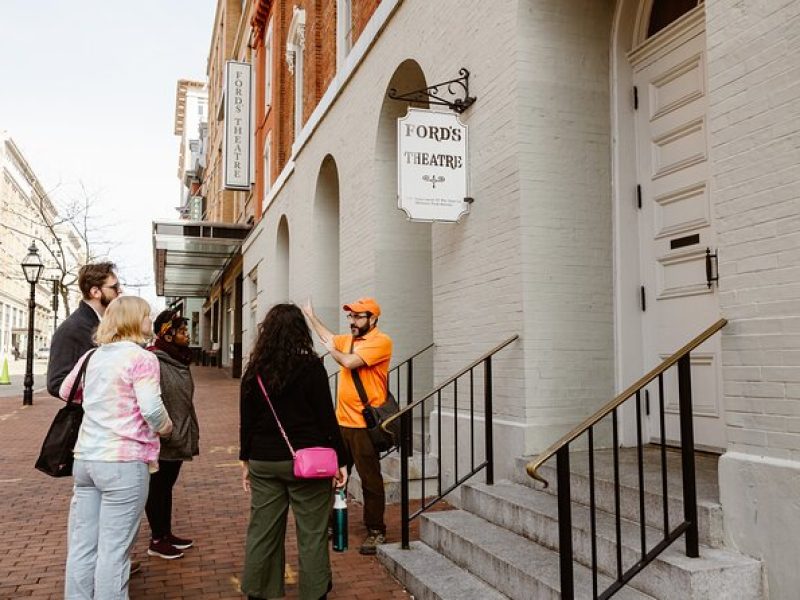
35, 350, 96, 477
350, 338, 400, 454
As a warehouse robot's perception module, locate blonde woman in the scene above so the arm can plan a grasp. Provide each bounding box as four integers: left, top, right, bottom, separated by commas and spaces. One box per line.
60, 296, 173, 600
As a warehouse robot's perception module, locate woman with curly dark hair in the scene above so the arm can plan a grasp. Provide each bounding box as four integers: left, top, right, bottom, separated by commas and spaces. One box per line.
239, 303, 346, 600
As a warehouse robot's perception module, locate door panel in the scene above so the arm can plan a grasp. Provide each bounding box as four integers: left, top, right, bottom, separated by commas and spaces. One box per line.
632, 18, 725, 450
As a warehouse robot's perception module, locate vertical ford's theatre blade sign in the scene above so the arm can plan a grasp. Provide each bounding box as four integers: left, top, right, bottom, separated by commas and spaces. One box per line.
224, 61, 252, 190
397, 108, 469, 222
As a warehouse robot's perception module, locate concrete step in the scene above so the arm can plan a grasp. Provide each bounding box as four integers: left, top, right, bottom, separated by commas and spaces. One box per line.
378, 541, 510, 600
348, 465, 438, 505
513, 449, 725, 548
421, 509, 655, 600
462, 481, 763, 599
381, 452, 439, 481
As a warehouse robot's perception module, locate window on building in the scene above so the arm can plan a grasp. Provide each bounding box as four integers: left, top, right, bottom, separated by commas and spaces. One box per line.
263, 132, 272, 197
286, 7, 306, 141
648, 0, 703, 38
191, 312, 199, 345
336, 0, 352, 71
264, 20, 273, 110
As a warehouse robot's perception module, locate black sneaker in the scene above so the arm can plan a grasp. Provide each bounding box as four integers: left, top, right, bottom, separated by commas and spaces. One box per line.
147, 539, 184, 560
166, 533, 193, 550
359, 530, 385, 555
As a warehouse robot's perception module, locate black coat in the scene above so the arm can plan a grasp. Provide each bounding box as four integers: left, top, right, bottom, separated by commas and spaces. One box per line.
239, 357, 346, 466
47, 301, 100, 398
153, 349, 200, 461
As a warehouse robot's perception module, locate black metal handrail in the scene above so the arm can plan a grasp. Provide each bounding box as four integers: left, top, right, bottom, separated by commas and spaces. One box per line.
525, 318, 726, 600
382, 334, 519, 549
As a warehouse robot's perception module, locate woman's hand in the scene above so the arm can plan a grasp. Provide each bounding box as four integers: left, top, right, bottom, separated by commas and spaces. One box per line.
159, 418, 174, 438
333, 465, 348, 489
241, 461, 251, 493
302, 298, 315, 320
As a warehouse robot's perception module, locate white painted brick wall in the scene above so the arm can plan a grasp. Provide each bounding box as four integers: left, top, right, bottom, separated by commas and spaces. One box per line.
706, 0, 800, 462
516, 0, 615, 449
241, 0, 615, 469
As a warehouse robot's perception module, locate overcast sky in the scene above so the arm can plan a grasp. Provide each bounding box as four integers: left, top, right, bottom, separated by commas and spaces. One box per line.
0, 1, 216, 309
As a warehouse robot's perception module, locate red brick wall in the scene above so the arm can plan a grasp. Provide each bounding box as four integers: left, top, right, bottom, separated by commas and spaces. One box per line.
303, 0, 320, 125
251, 0, 382, 219
317, 0, 337, 103
278, 0, 295, 173
352, 0, 380, 46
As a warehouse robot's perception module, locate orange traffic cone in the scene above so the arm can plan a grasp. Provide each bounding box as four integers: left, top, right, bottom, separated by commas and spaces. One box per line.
0, 358, 10, 385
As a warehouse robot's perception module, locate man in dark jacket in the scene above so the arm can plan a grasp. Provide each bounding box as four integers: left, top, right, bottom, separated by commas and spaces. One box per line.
46, 262, 120, 397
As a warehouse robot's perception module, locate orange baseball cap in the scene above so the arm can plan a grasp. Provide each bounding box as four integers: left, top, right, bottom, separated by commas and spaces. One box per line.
343, 297, 381, 317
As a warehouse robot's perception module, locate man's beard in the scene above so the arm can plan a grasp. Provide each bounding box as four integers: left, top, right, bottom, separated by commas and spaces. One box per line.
350, 322, 371, 337
99, 292, 113, 308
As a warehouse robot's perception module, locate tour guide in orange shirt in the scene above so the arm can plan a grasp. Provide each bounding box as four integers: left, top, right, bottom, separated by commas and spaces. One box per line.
303, 297, 393, 555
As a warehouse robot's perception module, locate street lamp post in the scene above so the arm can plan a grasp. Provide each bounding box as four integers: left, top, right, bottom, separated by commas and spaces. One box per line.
21, 242, 44, 406
51, 279, 59, 331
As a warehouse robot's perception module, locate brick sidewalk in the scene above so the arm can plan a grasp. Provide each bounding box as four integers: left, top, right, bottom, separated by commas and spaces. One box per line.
0, 366, 439, 599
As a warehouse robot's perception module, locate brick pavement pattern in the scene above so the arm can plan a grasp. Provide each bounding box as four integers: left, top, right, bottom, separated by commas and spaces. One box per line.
0, 366, 435, 599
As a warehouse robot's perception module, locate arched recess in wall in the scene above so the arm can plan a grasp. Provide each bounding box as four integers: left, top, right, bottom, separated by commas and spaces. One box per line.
312, 155, 340, 332
374, 59, 433, 368
275, 215, 290, 303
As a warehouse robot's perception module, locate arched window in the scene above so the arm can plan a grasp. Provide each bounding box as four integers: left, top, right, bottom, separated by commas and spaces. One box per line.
648, 0, 703, 38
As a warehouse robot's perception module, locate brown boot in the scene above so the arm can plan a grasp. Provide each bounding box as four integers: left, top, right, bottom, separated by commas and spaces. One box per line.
359, 529, 385, 555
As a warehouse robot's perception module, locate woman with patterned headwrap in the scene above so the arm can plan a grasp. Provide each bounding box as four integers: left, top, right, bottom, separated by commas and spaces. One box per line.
144, 310, 200, 560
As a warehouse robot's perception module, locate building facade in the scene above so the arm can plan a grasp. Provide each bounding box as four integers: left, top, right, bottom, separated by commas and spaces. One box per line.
155, 0, 800, 595
0, 134, 83, 359
165, 79, 209, 347
154, 0, 253, 377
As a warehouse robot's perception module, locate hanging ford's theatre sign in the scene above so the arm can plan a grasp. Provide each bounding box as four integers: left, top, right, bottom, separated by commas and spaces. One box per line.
397, 108, 469, 222
224, 61, 252, 190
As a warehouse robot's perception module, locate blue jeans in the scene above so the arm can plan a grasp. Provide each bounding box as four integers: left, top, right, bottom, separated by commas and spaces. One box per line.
65, 460, 149, 599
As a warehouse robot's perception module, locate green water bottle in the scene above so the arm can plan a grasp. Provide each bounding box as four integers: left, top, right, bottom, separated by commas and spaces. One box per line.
332, 489, 348, 552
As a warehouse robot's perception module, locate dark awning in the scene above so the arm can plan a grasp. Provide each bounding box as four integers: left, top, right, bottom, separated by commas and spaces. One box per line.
152, 221, 251, 297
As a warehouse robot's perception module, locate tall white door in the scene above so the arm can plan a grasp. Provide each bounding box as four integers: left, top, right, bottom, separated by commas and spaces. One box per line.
631, 13, 726, 450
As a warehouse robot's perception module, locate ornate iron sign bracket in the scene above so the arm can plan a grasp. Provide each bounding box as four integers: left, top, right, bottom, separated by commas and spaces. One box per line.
388, 68, 476, 113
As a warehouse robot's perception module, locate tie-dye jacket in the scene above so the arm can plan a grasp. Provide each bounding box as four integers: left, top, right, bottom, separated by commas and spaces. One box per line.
59, 340, 173, 466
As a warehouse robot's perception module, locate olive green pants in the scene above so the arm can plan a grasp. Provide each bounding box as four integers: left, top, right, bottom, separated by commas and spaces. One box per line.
241, 460, 333, 600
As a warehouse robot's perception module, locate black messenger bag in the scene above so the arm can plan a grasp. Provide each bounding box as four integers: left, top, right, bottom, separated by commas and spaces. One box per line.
35, 350, 95, 477
349, 339, 399, 454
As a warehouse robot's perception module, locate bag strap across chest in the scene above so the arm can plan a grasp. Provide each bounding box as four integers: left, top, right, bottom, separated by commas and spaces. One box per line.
349, 337, 371, 408
256, 375, 297, 458
67, 349, 97, 405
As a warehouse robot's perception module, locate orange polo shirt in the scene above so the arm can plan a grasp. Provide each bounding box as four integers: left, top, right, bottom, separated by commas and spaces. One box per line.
333, 327, 393, 428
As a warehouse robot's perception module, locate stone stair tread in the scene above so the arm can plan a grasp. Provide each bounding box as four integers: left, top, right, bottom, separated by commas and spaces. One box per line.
465, 481, 760, 572
348, 466, 438, 505
382, 452, 440, 480
514, 453, 727, 549
378, 541, 511, 600
423, 509, 655, 600
518, 448, 720, 505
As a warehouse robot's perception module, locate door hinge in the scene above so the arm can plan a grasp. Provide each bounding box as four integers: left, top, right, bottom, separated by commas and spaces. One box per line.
645, 389, 650, 415
640, 285, 646, 312
633, 86, 639, 110
637, 184, 642, 209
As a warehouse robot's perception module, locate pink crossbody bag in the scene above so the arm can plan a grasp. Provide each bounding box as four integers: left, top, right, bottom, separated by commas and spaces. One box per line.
256, 375, 339, 479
